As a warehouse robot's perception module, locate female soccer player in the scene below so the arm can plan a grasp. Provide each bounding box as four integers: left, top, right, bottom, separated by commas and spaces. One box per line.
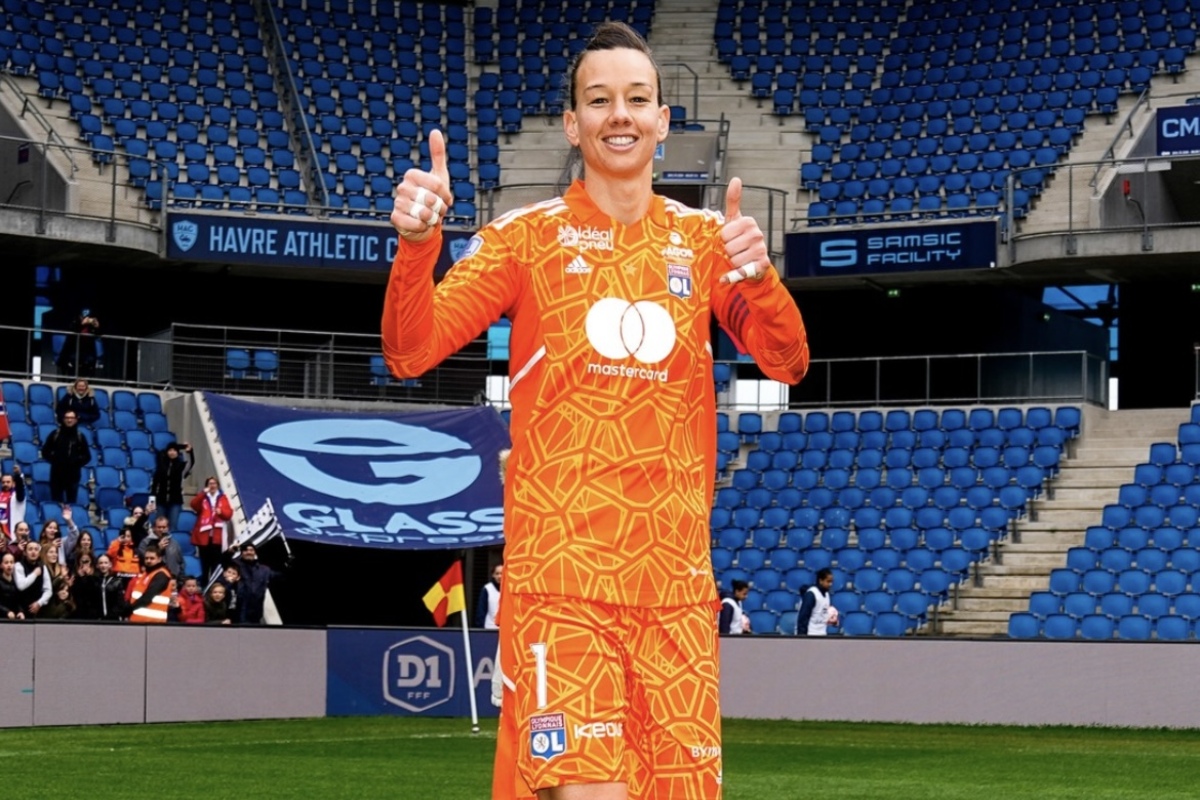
383, 22, 809, 799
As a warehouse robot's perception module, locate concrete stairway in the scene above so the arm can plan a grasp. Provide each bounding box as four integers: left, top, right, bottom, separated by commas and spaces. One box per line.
1018, 56, 1200, 237
934, 405, 1190, 637
492, 0, 808, 254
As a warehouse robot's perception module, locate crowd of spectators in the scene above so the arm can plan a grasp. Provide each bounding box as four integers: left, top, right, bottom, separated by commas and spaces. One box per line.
0, 503, 277, 624
1, 379, 280, 625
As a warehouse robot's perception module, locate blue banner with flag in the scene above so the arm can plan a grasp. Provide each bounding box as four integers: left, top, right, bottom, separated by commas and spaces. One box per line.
204, 393, 510, 550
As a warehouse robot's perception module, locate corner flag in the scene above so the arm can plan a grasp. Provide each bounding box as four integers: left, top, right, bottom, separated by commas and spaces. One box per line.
423, 561, 466, 627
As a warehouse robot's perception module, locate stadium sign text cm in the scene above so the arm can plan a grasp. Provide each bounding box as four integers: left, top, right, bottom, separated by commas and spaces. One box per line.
1156, 105, 1200, 156
784, 219, 998, 279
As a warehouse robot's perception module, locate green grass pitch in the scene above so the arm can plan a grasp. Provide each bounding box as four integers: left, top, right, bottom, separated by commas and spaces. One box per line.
1, 716, 1197, 798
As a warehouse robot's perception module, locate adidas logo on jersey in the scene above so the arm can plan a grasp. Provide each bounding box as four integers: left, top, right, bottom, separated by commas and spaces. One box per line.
565, 255, 591, 274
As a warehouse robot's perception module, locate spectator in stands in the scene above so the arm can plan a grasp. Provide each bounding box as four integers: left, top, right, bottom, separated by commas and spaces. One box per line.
151, 442, 193, 531
169, 575, 205, 624
126, 501, 154, 547
106, 523, 141, 578
40, 410, 91, 506
38, 519, 62, 547
795, 568, 837, 636
41, 577, 75, 620
190, 476, 233, 580
204, 581, 232, 625
15, 539, 51, 617
0, 466, 27, 544
56, 308, 101, 377
718, 579, 752, 635
138, 515, 184, 580
58, 506, 84, 564
0, 551, 24, 619
217, 563, 242, 621
56, 379, 101, 426
475, 561, 503, 629
40, 539, 69, 585
4, 520, 31, 561
71, 550, 95, 580
73, 552, 126, 620
66, 529, 96, 574
125, 543, 174, 624
234, 542, 279, 625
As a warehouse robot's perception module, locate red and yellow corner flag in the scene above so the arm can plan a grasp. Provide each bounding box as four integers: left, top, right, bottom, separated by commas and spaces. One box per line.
423, 561, 466, 627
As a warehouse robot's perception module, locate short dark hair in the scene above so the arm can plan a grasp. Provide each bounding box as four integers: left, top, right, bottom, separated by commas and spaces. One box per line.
816, 568, 833, 581
143, 543, 161, 557
730, 579, 749, 592
565, 21, 663, 110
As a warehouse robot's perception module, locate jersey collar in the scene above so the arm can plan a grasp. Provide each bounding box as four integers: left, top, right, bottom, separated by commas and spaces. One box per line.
564, 180, 669, 230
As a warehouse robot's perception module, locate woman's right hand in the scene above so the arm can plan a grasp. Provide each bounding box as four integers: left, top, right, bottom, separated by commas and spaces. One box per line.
391, 129, 454, 244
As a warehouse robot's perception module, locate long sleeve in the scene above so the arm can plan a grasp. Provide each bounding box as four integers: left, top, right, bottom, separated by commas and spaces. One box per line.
62, 520, 80, 562
713, 267, 809, 385
34, 571, 51, 606
381, 228, 524, 379
14, 562, 40, 591
718, 601, 733, 635
795, 590, 815, 636
475, 589, 488, 628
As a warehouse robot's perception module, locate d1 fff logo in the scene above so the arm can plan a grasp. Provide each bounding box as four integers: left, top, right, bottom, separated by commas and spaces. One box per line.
256, 418, 481, 505
383, 635, 455, 712
173, 220, 199, 253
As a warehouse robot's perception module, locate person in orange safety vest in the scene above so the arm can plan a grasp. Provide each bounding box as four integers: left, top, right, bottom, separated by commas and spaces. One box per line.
125, 543, 175, 624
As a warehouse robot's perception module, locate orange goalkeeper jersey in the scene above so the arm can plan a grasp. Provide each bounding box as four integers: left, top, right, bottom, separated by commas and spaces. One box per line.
382, 180, 808, 608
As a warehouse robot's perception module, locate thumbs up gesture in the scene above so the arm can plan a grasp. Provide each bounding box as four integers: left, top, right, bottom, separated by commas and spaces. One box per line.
719, 177, 772, 285
391, 128, 455, 243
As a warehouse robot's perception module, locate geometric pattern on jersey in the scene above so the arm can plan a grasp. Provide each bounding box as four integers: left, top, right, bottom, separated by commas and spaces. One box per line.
507, 595, 723, 799
382, 181, 809, 609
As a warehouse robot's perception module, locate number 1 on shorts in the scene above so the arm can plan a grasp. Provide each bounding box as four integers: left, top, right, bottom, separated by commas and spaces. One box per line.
531, 642, 548, 709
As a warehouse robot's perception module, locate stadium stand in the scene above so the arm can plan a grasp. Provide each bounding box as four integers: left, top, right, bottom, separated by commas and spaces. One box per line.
712, 405, 1078, 635
1010, 407, 1200, 640
713, 0, 1200, 223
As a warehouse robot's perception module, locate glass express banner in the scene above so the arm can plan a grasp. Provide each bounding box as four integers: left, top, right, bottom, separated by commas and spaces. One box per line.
204, 393, 510, 549
1156, 105, 1200, 156
167, 211, 475, 276
327, 627, 500, 718
784, 219, 998, 278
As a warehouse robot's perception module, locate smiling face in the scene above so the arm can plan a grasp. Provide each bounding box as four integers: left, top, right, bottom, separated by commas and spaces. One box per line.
564, 46, 669, 188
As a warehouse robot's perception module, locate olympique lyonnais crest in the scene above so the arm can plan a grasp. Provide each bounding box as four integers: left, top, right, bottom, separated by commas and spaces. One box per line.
667, 263, 692, 299
172, 220, 199, 252
529, 712, 567, 761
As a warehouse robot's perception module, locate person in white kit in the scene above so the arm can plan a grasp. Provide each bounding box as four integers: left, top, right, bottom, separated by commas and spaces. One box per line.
476, 561, 504, 629
795, 567, 837, 636
718, 578, 751, 634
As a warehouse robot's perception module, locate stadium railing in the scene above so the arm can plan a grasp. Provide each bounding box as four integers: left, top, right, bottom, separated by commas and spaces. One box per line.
0, 321, 1105, 409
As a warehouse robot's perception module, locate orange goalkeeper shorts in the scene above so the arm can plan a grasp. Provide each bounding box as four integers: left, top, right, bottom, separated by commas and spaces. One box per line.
493, 594, 723, 799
